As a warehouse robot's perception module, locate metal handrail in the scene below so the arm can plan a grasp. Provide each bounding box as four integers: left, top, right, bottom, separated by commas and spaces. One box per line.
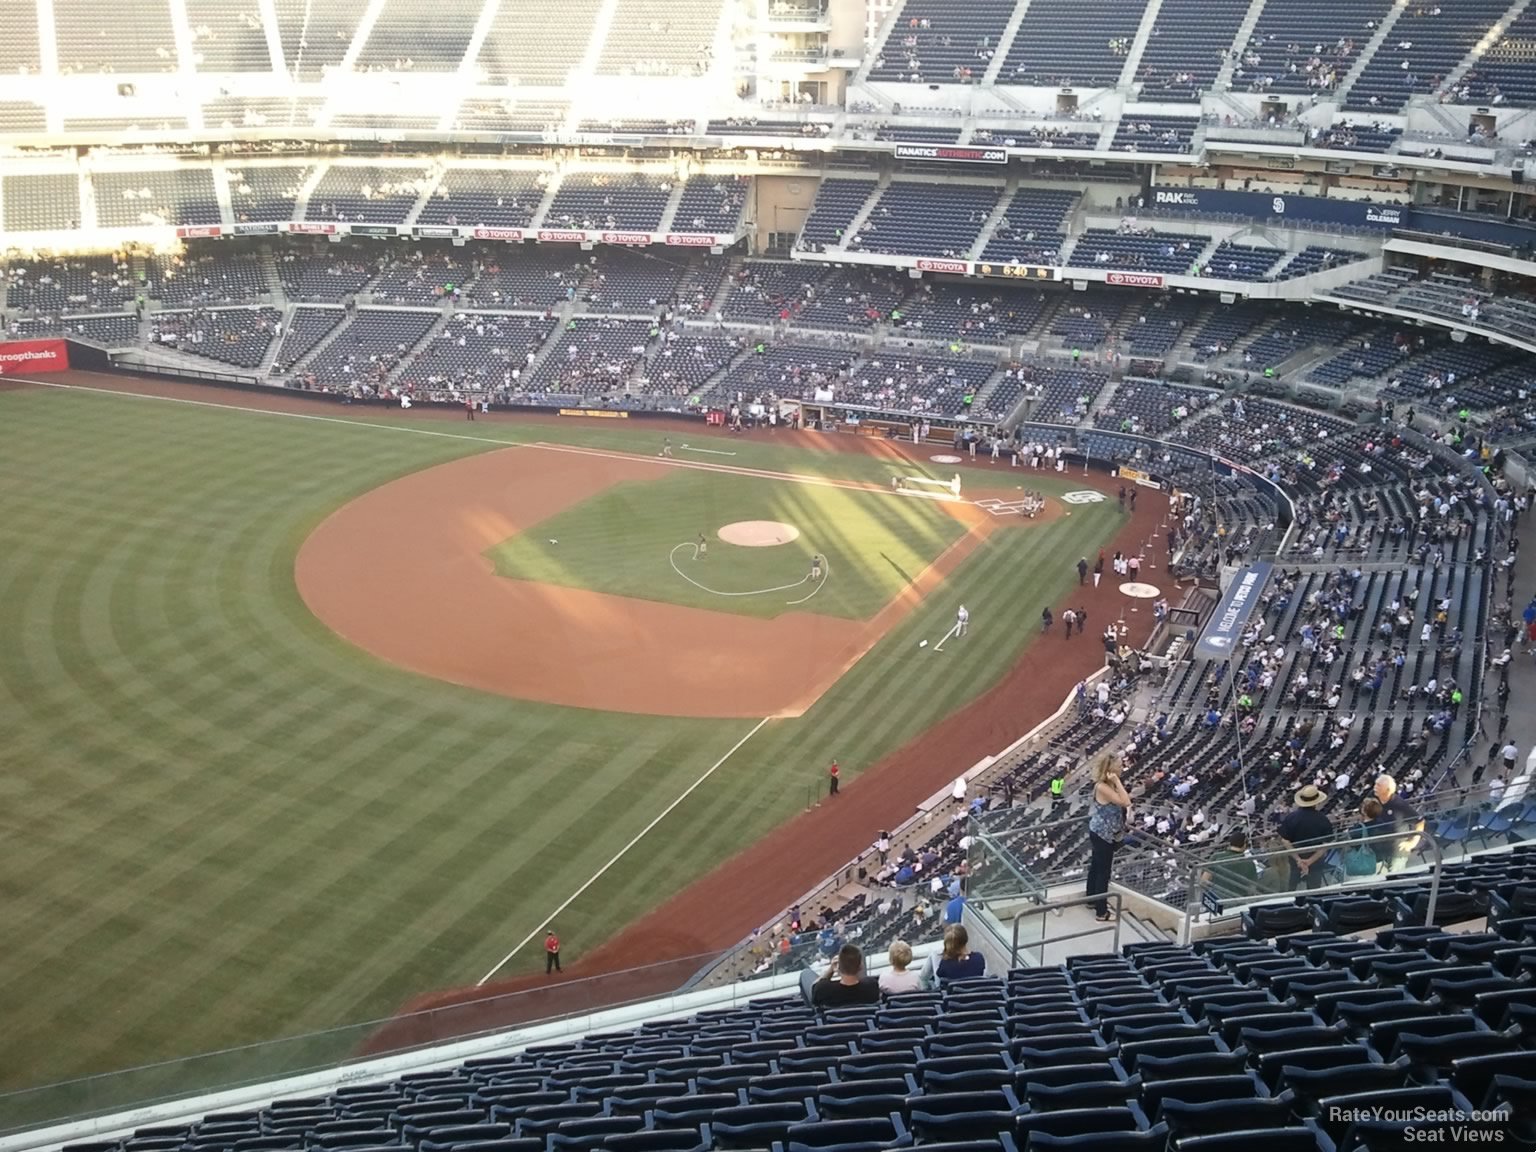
1009, 891, 1125, 966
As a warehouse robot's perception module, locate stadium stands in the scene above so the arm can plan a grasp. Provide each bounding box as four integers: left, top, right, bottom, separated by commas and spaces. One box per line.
309, 166, 430, 225
3, 173, 81, 232
850, 181, 1002, 258
797, 178, 877, 252
92, 169, 222, 228
1001, 0, 1148, 88
1136, 0, 1250, 99
416, 171, 548, 230
545, 174, 673, 233
868, 0, 1016, 84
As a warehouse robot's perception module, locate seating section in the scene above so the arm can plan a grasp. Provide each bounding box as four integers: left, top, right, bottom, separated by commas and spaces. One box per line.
845, 351, 999, 416
92, 169, 222, 228
8, 313, 139, 346
792, 268, 907, 330
305, 309, 439, 393
148, 249, 269, 306
722, 262, 830, 323
5, 255, 136, 314
980, 187, 1078, 266
1239, 0, 1395, 94
868, 0, 1016, 84
277, 249, 379, 302
396, 312, 557, 396
1273, 248, 1366, 281
1314, 121, 1402, 153
55, 0, 178, 73
1202, 243, 1284, 282
849, 182, 1001, 258
545, 175, 673, 232
0, 5, 40, 75
1346, 0, 1511, 112
672, 176, 748, 236
1068, 229, 1209, 275
271, 307, 345, 373
369, 250, 475, 306
204, 97, 324, 130
3, 174, 82, 233
527, 318, 654, 395
1136, 0, 1249, 98
464, 252, 590, 311
477, 0, 601, 86
1455, 8, 1536, 106
272, 0, 367, 78
228, 166, 311, 223
582, 251, 696, 313
309, 166, 430, 224
1110, 116, 1199, 154
797, 178, 877, 252
1002, 0, 1148, 88
354, 0, 483, 71
151, 307, 283, 370
455, 100, 570, 133
1095, 380, 1219, 435
892, 283, 1052, 342
185, 0, 275, 71
596, 0, 723, 77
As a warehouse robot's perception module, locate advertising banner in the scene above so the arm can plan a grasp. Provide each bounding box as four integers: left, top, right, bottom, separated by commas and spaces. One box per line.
1149, 186, 1407, 231
0, 338, 69, 376
289, 222, 338, 235
1117, 465, 1161, 489
1106, 271, 1166, 288
348, 224, 399, 238
413, 225, 458, 239
539, 229, 586, 243
664, 233, 723, 247
175, 225, 222, 239
914, 257, 971, 275
894, 143, 1007, 165
233, 222, 281, 235
558, 408, 629, 419
599, 231, 653, 246
472, 227, 524, 241
1193, 561, 1272, 661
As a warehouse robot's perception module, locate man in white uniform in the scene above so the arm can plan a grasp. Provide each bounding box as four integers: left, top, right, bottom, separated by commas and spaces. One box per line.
956, 605, 969, 636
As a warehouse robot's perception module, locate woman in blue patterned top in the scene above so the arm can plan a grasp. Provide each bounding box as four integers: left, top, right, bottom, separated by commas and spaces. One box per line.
1087, 755, 1133, 922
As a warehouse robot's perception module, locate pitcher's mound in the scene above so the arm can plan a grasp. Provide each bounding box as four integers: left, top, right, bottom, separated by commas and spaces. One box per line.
719, 520, 801, 547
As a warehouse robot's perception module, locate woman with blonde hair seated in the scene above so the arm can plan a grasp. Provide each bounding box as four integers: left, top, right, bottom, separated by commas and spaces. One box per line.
924, 923, 986, 984
879, 939, 925, 994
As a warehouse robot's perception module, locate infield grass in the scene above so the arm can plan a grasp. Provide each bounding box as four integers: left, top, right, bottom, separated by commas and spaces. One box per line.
486, 469, 969, 620
0, 383, 1124, 1104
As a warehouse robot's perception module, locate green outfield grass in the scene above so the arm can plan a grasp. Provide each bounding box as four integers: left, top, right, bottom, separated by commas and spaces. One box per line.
0, 385, 1124, 1105
486, 469, 969, 620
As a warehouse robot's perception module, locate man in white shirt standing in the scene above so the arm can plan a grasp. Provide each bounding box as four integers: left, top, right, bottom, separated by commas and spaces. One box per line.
956, 604, 969, 637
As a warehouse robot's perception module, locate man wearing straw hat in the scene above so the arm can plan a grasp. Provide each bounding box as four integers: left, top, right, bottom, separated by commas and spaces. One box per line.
1279, 784, 1334, 890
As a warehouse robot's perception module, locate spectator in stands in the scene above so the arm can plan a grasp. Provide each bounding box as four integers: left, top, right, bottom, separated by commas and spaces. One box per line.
879, 940, 924, 995
805, 943, 880, 1007
927, 923, 985, 983
1373, 774, 1424, 871
1279, 785, 1334, 890
1199, 829, 1259, 902
1086, 755, 1132, 922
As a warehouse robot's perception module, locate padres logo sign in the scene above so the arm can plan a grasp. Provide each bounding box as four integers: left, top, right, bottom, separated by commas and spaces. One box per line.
1062, 490, 1107, 504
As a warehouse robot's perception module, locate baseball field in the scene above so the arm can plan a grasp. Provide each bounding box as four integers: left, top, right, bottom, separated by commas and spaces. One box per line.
0, 376, 1136, 1099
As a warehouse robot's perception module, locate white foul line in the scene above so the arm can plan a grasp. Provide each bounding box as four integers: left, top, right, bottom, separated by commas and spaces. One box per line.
933, 622, 961, 652
11, 378, 526, 448
679, 444, 737, 457
475, 715, 772, 986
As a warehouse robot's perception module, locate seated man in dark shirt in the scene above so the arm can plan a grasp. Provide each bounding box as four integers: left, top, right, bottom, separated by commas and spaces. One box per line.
809, 943, 881, 1007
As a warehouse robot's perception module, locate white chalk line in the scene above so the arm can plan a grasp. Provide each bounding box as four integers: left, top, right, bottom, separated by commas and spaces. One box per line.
476, 716, 772, 985
667, 543, 829, 606
933, 621, 962, 652
680, 444, 737, 457
13, 378, 527, 448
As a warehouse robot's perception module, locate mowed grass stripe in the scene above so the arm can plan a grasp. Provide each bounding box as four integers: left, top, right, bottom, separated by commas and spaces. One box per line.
0, 387, 1125, 1091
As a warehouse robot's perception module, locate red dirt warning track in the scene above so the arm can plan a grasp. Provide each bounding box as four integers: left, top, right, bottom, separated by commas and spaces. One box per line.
295, 444, 997, 719
13, 372, 1168, 1044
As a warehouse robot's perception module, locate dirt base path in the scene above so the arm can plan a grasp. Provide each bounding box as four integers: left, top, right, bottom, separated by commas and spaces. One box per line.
19, 371, 1171, 1042
296, 445, 996, 719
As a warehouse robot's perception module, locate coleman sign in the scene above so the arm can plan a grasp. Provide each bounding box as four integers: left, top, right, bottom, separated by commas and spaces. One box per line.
894, 143, 1006, 165
0, 338, 69, 376
1105, 271, 1166, 288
